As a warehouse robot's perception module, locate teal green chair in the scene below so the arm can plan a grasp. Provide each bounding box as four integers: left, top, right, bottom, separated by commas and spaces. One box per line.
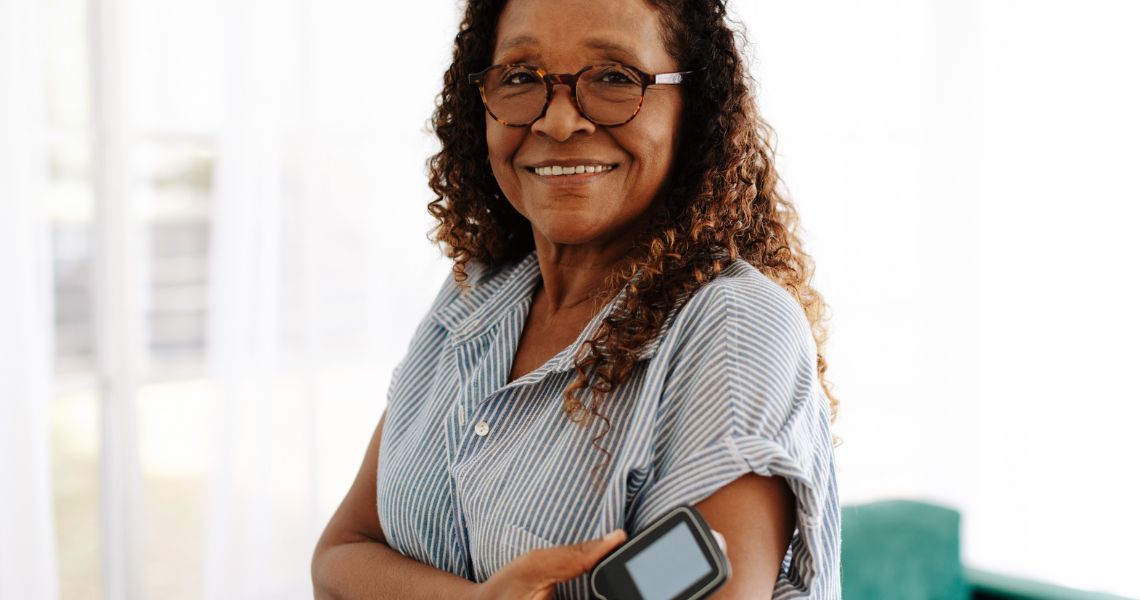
840, 500, 1134, 600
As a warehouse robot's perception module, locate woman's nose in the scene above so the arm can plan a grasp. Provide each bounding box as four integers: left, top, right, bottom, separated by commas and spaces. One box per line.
531, 85, 595, 141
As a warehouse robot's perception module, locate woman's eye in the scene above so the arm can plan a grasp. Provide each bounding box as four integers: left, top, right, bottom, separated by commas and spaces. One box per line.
503, 70, 538, 85
600, 70, 636, 85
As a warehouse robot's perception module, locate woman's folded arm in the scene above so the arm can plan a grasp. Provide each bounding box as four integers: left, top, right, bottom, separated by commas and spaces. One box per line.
312, 537, 475, 600
311, 411, 478, 599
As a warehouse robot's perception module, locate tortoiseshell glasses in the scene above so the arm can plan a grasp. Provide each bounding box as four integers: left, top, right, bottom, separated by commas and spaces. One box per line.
467, 63, 697, 127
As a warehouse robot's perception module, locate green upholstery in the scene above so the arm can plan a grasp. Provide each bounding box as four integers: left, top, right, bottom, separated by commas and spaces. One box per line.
841, 499, 969, 600
965, 568, 1134, 600
840, 499, 1134, 600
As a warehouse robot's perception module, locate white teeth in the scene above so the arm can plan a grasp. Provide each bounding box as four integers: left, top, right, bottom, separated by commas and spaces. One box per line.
533, 164, 614, 177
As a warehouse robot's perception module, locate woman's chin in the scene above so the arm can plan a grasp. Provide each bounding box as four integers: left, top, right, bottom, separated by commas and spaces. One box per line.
532, 221, 610, 247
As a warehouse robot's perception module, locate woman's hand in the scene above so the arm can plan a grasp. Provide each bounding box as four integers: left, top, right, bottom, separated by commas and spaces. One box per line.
470, 529, 628, 600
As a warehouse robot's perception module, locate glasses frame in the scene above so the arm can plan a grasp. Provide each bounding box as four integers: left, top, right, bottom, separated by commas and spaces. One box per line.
467, 62, 698, 127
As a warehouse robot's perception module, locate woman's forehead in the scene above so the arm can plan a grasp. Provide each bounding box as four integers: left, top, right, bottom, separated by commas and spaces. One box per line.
493, 0, 671, 68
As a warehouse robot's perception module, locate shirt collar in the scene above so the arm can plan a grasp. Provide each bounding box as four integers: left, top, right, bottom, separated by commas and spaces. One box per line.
431, 249, 541, 341
431, 249, 674, 374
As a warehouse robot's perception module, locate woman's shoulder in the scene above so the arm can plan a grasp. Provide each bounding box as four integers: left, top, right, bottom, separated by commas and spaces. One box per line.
673, 257, 814, 351
648, 258, 827, 450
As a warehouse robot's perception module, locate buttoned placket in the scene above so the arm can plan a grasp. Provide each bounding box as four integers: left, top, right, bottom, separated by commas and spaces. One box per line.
444, 300, 533, 580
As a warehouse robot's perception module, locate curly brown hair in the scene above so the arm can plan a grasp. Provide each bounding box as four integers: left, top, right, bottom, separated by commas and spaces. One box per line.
427, 0, 841, 464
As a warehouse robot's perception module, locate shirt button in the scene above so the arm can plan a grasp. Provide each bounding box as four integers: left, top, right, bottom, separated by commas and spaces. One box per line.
474, 420, 490, 437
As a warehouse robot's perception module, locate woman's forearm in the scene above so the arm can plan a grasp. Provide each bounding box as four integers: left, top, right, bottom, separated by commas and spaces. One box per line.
312, 539, 478, 600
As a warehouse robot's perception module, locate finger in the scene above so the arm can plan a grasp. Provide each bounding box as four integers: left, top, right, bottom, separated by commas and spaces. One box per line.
532, 529, 628, 582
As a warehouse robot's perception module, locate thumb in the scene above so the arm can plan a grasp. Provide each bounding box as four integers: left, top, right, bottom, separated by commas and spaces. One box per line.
537, 529, 628, 582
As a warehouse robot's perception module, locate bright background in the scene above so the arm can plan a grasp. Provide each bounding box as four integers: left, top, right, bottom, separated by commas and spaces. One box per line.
2, 0, 1138, 598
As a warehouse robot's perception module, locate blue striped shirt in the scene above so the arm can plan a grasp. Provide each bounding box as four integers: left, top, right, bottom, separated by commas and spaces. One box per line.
376, 249, 841, 598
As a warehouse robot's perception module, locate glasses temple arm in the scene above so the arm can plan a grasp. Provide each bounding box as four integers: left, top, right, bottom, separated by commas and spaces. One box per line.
649, 68, 702, 85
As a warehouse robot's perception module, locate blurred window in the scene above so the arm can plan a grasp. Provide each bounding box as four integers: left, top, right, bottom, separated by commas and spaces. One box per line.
43, 0, 218, 596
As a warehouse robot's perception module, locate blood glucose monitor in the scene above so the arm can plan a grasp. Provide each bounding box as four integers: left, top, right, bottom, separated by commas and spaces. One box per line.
590, 505, 730, 600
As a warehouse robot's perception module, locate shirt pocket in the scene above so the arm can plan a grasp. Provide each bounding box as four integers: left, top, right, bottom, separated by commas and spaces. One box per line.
473, 521, 555, 582
503, 521, 554, 554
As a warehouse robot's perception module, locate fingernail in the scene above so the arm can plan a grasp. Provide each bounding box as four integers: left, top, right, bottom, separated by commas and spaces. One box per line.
604, 529, 625, 542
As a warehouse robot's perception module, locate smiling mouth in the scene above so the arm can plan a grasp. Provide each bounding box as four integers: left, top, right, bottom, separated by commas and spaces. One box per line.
525, 163, 619, 177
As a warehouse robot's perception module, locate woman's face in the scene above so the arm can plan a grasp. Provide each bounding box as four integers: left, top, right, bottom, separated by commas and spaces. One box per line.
486, 0, 683, 250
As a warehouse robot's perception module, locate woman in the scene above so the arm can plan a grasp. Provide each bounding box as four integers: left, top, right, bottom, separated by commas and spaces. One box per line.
312, 0, 841, 597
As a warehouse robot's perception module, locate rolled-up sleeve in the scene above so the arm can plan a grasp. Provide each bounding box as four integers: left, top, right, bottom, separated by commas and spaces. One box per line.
626, 276, 842, 599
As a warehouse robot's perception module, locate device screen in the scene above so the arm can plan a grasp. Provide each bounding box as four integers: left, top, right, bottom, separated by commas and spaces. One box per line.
624, 522, 715, 600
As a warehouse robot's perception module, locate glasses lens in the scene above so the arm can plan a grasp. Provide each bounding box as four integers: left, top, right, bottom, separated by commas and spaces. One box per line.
481, 65, 546, 125
578, 64, 643, 125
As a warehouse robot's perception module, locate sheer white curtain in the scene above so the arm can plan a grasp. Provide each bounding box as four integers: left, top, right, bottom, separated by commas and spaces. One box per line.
201, 1, 457, 597
0, 0, 59, 598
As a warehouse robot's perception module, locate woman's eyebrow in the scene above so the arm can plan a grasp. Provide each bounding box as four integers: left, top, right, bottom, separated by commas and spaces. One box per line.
583, 37, 637, 57
496, 35, 639, 60
498, 35, 539, 53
